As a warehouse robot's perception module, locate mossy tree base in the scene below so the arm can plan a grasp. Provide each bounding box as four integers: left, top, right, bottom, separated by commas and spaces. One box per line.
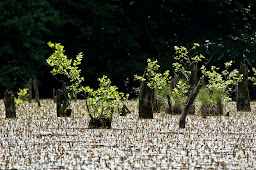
4, 89, 16, 118
33, 79, 41, 107
138, 68, 154, 119
237, 61, 251, 112
57, 89, 72, 117
201, 101, 223, 117
88, 117, 112, 129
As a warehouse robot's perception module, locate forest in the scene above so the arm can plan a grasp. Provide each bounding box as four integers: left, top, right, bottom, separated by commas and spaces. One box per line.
1, 0, 256, 99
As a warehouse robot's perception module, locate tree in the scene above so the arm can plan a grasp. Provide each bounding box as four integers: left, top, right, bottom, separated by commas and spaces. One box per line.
0, 0, 62, 91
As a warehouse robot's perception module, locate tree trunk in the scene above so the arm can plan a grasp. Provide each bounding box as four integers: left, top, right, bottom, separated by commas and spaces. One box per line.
170, 74, 179, 92
186, 64, 198, 115
4, 89, 16, 118
26, 78, 33, 103
33, 79, 41, 107
237, 61, 251, 112
120, 104, 131, 116
56, 89, 72, 117
167, 75, 179, 114
165, 94, 173, 114
53, 88, 57, 103
179, 76, 203, 128
139, 67, 154, 119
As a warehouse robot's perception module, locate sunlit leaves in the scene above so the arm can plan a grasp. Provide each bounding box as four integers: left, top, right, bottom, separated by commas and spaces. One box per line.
86, 75, 129, 119
46, 42, 85, 97
171, 80, 189, 108
15, 88, 29, 106
134, 59, 171, 90
249, 67, 256, 85
173, 43, 204, 77
47, 42, 129, 120
200, 61, 242, 103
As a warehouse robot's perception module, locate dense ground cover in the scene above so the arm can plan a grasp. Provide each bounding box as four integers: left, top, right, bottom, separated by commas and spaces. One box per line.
0, 100, 256, 169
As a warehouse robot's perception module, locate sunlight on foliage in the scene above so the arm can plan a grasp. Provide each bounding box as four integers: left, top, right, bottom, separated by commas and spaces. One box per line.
46, 42, 85, 97
15, 88, 29, 106
47, 42, 128, 121
86, 76, 129, 119
173, 43, 204, 80
200, 61, 242, 103
134, 59, 171, 90
171, 80, 189, 109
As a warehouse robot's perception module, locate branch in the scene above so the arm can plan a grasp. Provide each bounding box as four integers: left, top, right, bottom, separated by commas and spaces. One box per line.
179, 75, 204, 128
0, 67, 20, 76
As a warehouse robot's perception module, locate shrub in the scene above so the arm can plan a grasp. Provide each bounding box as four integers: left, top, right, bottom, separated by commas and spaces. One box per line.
47, 42, 128, 126
134, 59, 171, 91
200, 61, 242, 103
15, 88, 29, 106
86, 76, 129, 120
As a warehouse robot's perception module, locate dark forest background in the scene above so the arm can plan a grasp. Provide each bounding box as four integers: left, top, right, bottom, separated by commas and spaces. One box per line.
1, 0, 256, 99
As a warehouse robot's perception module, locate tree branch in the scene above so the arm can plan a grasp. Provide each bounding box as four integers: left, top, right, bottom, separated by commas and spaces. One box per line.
0, 67, 20, 76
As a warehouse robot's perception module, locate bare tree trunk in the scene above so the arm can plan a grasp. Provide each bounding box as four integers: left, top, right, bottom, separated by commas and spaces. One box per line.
57, 89, 72, 117
33, 79, 41, 107
170, 74, 179, 92
237, 60, 251, 112
186, 64, 198, 115
139, 67, 154, 119
167, 75, 179, 114
26, 78, 33, 103
166, 94, 173, 114
4, 89, 16, 118
179, 76, 204, 128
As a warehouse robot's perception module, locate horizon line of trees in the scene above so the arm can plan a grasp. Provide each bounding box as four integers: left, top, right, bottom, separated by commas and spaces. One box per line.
1, 0, 256, 99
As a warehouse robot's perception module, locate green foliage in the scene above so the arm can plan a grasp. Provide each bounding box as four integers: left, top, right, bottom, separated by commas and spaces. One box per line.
200, 61, 242, 102
198, 87, 223, 104
249, 67, 256, 85
47, 42, 129, 121
46, 42, 85, 97
134, 59, 171, 90
173, 43, 204, 79
171, 43, 203, 109
15, 88, 29, 106
86, 76, 129, 119
171, 80, 189, 109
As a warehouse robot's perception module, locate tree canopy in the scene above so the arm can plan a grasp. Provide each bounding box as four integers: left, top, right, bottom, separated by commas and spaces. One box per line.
1, 0, 256, 98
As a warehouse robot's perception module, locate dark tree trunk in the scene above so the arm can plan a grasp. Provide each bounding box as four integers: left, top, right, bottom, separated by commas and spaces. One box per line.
56, 89, 72, 117
167, 75, 179, 114
33, 79, 41, 107
53, 88, 57, 103
4, 89, 16, 118
170, 74, 179, 92
237, 61, 251, 112
179, 76, 203, 128
165, 94, 172, 114
26, 78, 33, 103
154, 96, 166, 113
120, 104, 131, 116
139, 67, 154, 119
186, 64, 198, 115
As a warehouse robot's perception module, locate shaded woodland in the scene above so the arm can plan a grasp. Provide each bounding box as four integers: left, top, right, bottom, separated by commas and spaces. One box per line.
1, 0, 256, 98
